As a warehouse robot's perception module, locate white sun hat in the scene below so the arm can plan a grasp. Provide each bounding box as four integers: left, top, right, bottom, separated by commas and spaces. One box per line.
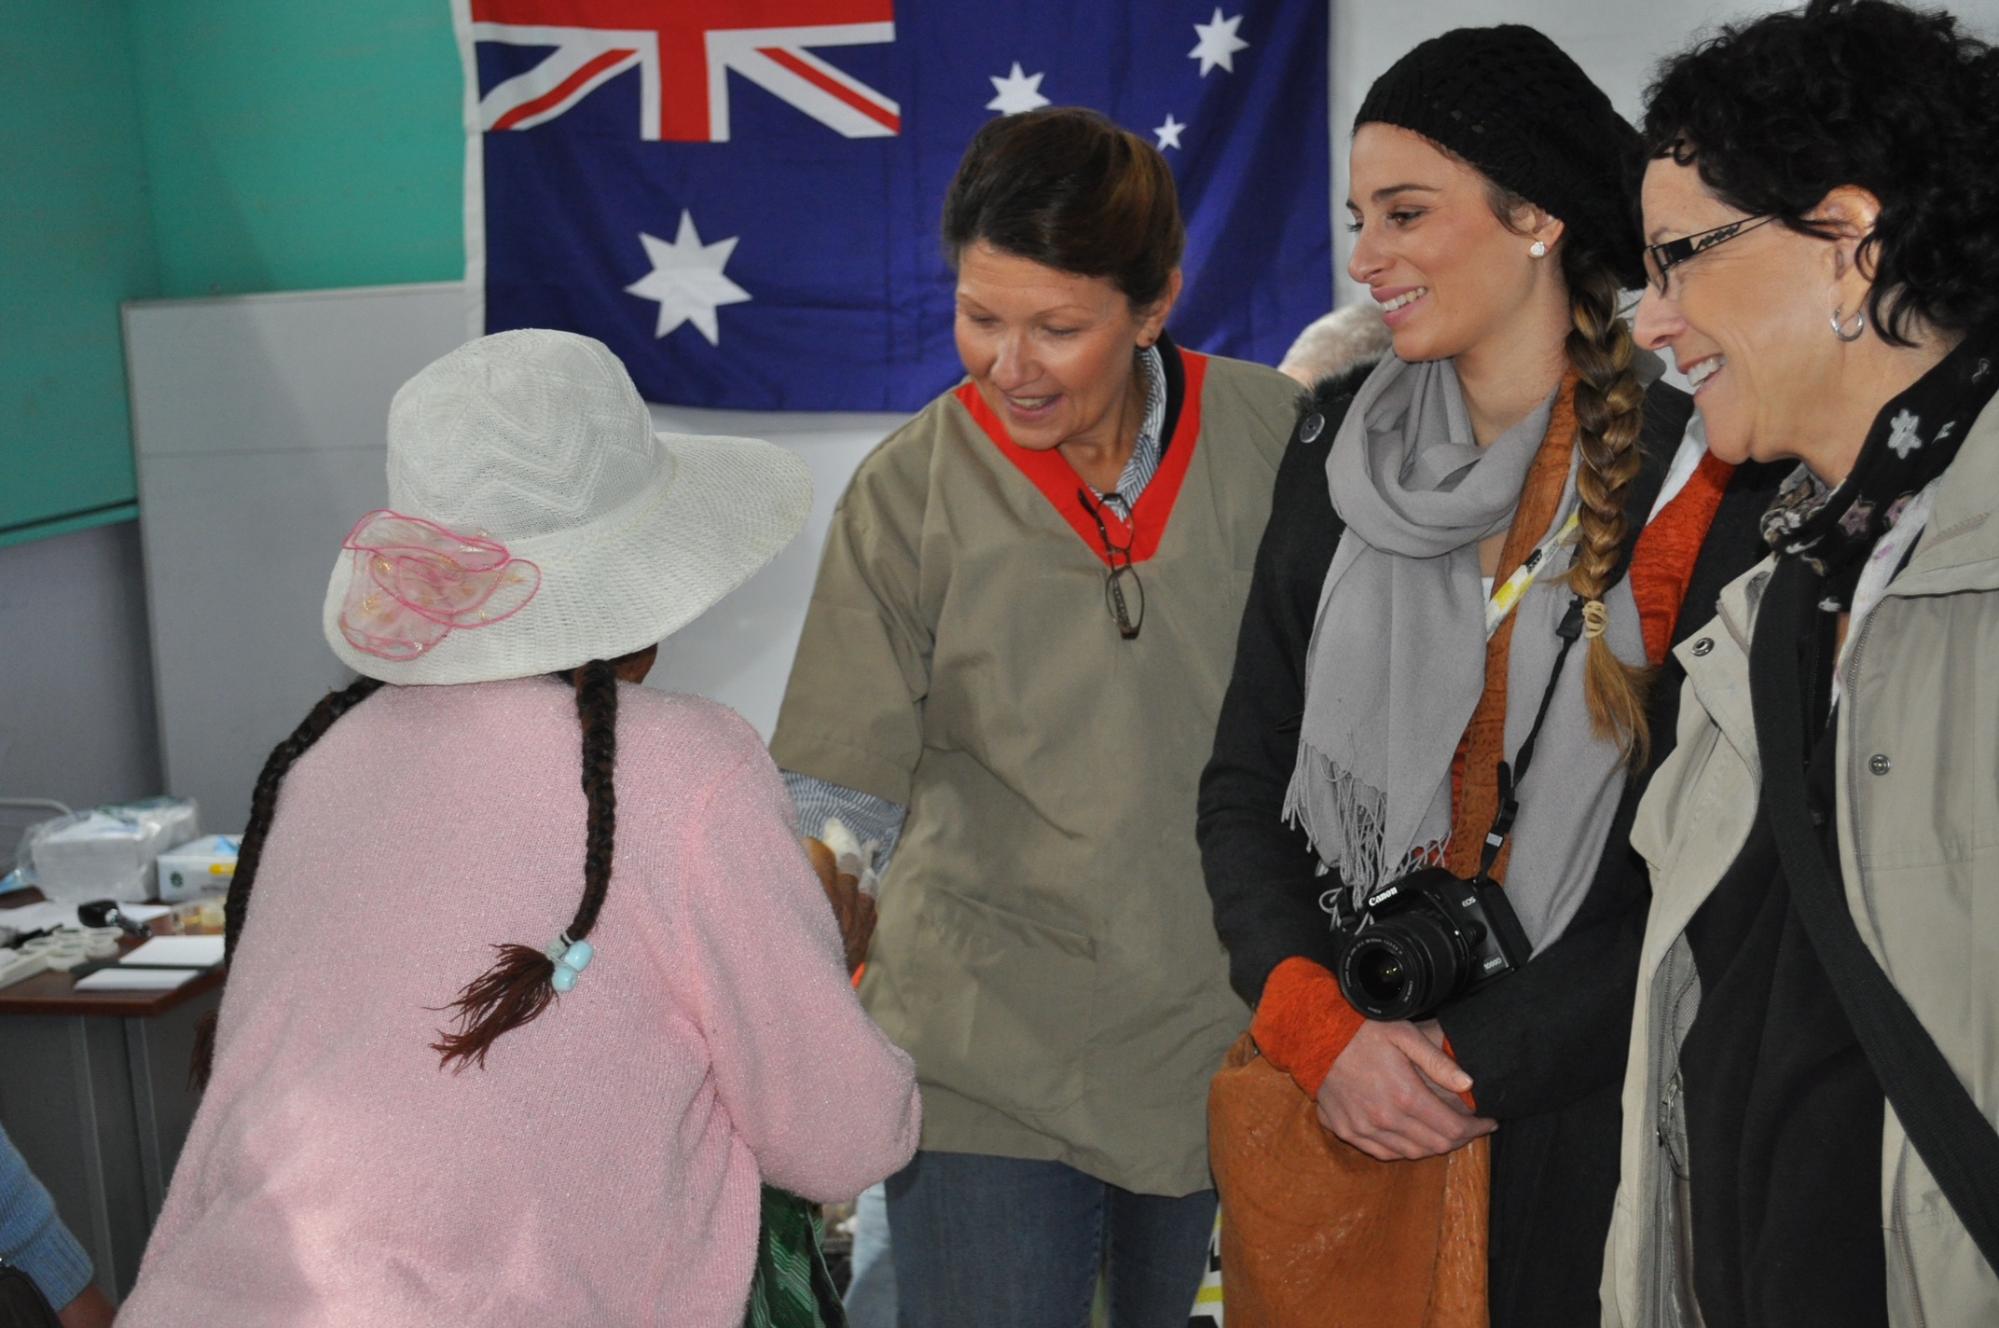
322, 329, 812, 685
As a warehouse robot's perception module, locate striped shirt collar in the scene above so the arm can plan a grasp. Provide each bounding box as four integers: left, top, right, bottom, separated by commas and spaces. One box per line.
1098, 344, 1167, 519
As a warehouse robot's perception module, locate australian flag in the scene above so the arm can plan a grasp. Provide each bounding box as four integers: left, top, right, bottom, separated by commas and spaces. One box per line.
459, 0, 1332, 411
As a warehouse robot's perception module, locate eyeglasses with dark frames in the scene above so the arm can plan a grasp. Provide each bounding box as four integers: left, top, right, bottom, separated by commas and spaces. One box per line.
1077, 488, 1144, 641
1642, 214, 1775, 295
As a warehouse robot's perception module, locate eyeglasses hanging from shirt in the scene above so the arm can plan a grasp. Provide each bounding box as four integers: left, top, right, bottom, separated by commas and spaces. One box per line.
1076, 488, 1145, 640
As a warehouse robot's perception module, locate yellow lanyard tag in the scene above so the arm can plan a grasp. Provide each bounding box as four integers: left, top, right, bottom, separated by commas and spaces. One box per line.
1484, 510, 1580, 641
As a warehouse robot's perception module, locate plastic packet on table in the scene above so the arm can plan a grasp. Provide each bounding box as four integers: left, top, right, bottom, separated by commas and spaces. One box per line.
16, 797, 200, 904
161, 893, 227, 934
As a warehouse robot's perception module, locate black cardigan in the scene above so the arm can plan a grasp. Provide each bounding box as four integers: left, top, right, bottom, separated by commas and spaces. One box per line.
1197, 365, 1782, 1326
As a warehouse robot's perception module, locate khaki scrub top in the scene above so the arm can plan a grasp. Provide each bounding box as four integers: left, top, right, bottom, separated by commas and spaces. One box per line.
772, 347, 1298, 1195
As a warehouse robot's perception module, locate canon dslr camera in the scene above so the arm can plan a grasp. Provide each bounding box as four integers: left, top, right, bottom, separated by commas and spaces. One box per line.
1333, 866, 1533, 1022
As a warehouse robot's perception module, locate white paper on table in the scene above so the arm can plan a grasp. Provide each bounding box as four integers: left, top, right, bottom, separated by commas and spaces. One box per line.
74, 967, 201, 992
0, 899, 174, 933
119, 935, 225, 968
0, 901, 82, 932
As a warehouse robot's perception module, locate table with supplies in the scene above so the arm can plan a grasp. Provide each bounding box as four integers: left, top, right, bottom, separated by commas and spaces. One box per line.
0, 887, 225, 1299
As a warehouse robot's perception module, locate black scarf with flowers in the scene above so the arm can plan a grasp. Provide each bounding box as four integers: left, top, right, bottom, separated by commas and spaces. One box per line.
1759, 325, 1999, 611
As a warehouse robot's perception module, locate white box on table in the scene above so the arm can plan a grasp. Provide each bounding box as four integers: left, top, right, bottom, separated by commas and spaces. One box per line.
157, 834, 241, 903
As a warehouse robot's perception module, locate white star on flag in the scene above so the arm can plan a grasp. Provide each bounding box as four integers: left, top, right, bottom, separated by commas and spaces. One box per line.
986, 62, 1051, 115
1154, 113, 1186, 150
1189, 8, 1249, 76
624, 210, 752, 345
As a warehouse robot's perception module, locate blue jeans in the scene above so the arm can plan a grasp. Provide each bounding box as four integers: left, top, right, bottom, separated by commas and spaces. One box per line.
884, 1150, 1216, 1328
843, 1182, 897, 1328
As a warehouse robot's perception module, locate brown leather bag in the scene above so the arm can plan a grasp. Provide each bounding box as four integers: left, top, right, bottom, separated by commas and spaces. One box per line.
1209, 1032, 1489, 1327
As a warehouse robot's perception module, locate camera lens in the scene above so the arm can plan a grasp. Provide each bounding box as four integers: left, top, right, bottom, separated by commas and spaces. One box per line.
1342, 933, 1431, 1020
1353, 947, 1408, 1006
1340, 908, 1469, 1021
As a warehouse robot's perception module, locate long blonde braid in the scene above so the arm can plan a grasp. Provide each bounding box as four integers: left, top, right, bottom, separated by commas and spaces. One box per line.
1562, 258, 1651, 764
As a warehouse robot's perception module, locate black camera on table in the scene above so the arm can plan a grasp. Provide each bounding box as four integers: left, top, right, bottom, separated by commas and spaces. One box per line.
1333, 866, 1533, 1022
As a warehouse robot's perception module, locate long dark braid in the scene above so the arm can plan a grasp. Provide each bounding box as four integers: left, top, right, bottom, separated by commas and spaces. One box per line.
431, 658, 619, 1071
190, 675, 385, 1088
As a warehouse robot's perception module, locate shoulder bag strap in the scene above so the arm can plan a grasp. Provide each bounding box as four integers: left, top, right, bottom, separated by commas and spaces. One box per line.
1749, 555, 1999, 1273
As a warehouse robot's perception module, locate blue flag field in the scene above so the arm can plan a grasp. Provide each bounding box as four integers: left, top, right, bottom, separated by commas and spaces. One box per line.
458, 0, 1332, 410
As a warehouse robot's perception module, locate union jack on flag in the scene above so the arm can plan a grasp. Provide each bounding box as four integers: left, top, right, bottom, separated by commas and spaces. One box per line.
469, 0, 900, 140
456, 0, 1332, 410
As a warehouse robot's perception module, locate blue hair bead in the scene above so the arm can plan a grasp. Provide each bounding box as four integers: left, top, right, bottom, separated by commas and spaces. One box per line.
551, 965, 577, 994
561, 940, 594, 973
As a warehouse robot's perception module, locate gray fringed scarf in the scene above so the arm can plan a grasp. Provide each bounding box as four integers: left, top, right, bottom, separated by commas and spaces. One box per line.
1282, 355, 1647, 951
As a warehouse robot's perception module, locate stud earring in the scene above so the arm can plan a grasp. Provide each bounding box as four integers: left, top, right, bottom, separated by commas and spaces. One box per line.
1529, 240, 1548, 258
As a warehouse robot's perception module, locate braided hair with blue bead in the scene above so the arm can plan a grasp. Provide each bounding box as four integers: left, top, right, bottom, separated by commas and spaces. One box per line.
191, 655, 628, 1085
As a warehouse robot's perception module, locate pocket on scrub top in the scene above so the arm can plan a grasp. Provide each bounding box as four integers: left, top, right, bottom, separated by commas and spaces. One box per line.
902, 887, 1096, 1119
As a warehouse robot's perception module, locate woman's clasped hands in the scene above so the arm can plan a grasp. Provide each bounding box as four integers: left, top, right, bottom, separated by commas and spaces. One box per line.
1315, 1018, 1497, 1161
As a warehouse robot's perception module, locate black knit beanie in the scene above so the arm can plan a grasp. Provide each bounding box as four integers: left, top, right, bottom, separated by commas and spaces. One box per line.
1355, 25, 1646, 289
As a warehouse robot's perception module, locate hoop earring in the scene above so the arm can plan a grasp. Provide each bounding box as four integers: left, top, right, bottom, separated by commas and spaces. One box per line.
1529, 240, 1548, 258
1830, 305, 1866, 342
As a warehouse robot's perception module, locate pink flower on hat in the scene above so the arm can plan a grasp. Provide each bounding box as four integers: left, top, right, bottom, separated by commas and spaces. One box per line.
336, 510, 541, 661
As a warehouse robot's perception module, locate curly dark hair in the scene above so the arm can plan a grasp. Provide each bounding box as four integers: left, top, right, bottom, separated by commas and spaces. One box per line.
1642, 0, 1999, 346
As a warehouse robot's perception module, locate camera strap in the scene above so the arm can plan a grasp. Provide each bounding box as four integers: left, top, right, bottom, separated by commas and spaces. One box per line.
1477, 595, 1586, 881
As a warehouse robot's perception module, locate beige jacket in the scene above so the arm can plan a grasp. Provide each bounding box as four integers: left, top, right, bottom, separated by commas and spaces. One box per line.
1603, 393, 1999, 1326
772, 351, 1299, 1194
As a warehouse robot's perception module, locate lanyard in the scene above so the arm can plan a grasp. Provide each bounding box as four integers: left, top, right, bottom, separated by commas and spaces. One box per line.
1483, 510, 1579, 640
1477, 594, 1586, 880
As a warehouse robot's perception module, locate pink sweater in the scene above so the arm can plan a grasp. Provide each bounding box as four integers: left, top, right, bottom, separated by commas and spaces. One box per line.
119, 679, 919, 1327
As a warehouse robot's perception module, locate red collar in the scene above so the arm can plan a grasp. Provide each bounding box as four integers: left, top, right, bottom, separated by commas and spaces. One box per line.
953, 351, 1209, 566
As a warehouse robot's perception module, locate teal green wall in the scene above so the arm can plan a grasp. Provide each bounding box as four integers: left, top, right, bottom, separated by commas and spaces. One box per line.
4, 0, 465, 547
2, 0, 160, 545
127, 0, 464, 297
